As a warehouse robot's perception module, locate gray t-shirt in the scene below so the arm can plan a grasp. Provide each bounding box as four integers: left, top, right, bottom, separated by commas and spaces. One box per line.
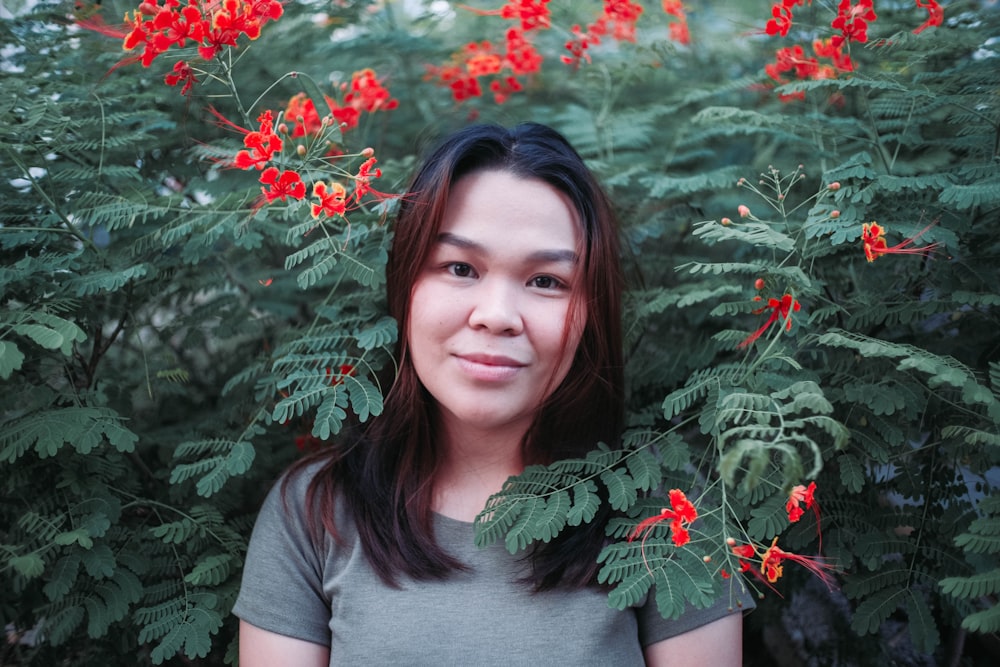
233, 465, 745, 665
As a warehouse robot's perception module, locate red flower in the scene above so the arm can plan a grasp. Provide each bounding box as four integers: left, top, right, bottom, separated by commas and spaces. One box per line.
765, 1, 797, 37
786, 481, 817, 523
862, 220, 940, 262
259, 167, 305, 203
562, 24, 598, 67
233, 110, 282, 170
654, 1, 690, 46
116, 0, 284, 67
504, 27, 543, 75
831, 0, 877, 48
913, 0, 944, 34
628, 489, 698, 548
284, 92, 326, 138
310, 181, 347, 219
490, 76, 524, 104
760, 537, 837, 588
464, 41, 504, 77
738, 293, 801, 349
500, 0, 552, 31
351, 157, 387, 204
342, 68, 399, 115
164, 59, 198, 95
600, 0, 644, 42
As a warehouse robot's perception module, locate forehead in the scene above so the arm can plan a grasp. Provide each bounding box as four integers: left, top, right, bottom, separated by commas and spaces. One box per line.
438, 170, 582, 251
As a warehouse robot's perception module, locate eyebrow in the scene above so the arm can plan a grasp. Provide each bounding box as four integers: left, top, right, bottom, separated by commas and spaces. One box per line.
436, 232, 579, 264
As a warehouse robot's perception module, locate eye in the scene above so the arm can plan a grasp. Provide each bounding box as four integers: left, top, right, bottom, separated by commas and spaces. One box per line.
530, 275, 565, 290
447, 262, 476, 278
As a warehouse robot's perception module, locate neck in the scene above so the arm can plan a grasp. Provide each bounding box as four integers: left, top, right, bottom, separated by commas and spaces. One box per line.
432, 419, 527, 522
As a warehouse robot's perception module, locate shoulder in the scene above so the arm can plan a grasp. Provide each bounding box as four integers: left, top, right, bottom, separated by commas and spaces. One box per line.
251, 456, 357, 550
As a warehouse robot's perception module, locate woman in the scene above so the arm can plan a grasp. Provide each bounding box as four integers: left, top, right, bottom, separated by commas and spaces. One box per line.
234, 123, 744, 665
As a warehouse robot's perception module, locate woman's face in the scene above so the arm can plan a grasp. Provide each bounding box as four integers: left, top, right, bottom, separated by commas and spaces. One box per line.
407, 169, 585, 441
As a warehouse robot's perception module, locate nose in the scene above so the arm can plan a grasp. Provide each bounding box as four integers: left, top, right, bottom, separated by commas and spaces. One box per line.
467, 278, 524, 335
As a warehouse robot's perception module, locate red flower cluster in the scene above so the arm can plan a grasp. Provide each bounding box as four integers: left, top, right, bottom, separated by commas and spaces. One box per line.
598, 0, 645, 42
498, 0, 552, 31
722, 537, 836, 589
628, 489, 698, 548
661, 0, 690, 45
284, 69, 399, 136
862, 220, 940, 262
121, 0, 283, 67
831, 0, 877, 48
212, 103, 389, 215
761, 0, 859, 102
426, 26, 543, 103
429, 1, 689, 102
233, 110, 282, 170
341, 68, 400, 119
765, 0, 806, 38
739, 293, 801, 349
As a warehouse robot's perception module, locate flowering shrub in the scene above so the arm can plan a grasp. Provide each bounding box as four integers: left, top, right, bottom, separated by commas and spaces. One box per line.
2, 1, 999, 665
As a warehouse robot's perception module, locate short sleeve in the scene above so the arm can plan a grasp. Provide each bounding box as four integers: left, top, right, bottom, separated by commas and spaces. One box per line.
232, 468, 332, 646
636, 585, 755, 647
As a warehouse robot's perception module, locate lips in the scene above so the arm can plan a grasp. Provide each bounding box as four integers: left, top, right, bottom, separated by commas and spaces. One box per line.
454, 353, 526, 382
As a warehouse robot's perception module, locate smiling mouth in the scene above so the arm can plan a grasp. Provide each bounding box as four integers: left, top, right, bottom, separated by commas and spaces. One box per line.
455, 354, 525, 381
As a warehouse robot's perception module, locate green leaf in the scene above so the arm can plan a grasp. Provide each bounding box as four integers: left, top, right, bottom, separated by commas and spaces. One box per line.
0, 340, 25, 378
184, 554, 234, 587
903, 589, 940, 655
504, 496, 546, 553
530, 490, 570, 543
10, 553, 46, 579
747, 490, 787, 540
851, 587, 906, 636
28, 311, 86, 355
147, 593, 222, 663
566, 480, 600, 526
961, 605, 1000, 634
838, 453, 865, 493
355, 316, 397, 351
54, 528, 94, 549
940, 570, 1000, 599
601, 468, 639, 512
0, 407, 138, 463
625, 448, 662, 493
12, 323, 63, 350
43, 554, 81, 601
344, 375, 383, 422
224, 441, 255, 476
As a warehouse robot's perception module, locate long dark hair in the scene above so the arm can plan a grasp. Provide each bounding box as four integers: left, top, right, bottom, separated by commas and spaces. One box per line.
291, 122, 624, 590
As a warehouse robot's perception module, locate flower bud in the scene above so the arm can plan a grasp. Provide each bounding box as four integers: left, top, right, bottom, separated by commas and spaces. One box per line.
828, 182, 841, 191
277, 123, 288, 135
738, 205, 751, 218
703, 555, 712, 563
754, 278, 765, 290
721, 217, 732, 226
297, 144, 307, 157
361, 147, 375, 157
830, 210, 840, 219
726, 537, 736, 546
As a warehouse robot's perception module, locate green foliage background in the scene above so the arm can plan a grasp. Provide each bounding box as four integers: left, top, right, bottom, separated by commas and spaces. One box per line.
2, 0, 998, 664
